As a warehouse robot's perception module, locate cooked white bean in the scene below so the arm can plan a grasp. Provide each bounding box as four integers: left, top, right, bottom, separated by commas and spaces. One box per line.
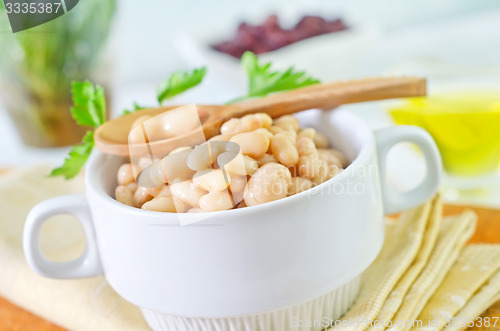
244, 163, 292, 206
274, 115, 299, 132
254, 113, 273, 128
141, 196, 178, 212
220, 118, 241, 137
297, 156, 328, 179
253, 128, 274, 142
318, 149, 343, 167
241, 114, 263, 132
156, 186, 172, 197
169, 146, 192, 155
270, 134, 298, 166
331, 149, 349, 168
269, 125, 285, 135
208, 134, 228, 142
170, 180, 207, 208
229, 175, 247, 204
296, 137, 318, 158
193, 169, 231, 192
127, 182, 138, 192
288, 177, 314, 196
230, 132, 269, 159
199, 190, 235, 212
160, 107, 200, 138
134, 186, 154, 207
222, 154, 258, 176
115, 185, 135, 207
187, 141, 239, 171
297, 128, 316, 141
280, 130, 297, 143
256, 153, 277, 166
229, 175, 247, 192
313, 132, 329, 148
145, 187, 163, 196
117, 163, 136, 185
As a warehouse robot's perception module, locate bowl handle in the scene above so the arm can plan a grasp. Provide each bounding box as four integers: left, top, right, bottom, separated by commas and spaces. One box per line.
375, 125, 442, 215
23, 194, 103, 279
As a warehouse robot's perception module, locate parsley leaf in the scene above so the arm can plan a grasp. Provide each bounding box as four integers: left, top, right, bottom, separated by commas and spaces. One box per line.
157, 67, 206, 104
232, 51, 320, 102
49, 131, 95, 179
70, 81, 106, 128
51, 81, 107, 179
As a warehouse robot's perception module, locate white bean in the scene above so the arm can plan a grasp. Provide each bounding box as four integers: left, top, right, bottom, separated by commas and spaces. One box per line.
271, 133, 299, 166
222, 154, 258, 176
229, 175, 247, 204
244, 163, 292, 206
169, 146, 192, 155
208, 134, 227, 142
220, 118, 241, 137
230, 132, 269, 159
297, 156, 328, 179
288, 177, 314, 195
193, 169, 231, 192
256, 153, 277, 166
170, 180, 207, 208
142, 196, 178, 212
134, 186, 154, 207
160, 107, 200, 138
313, 132, 329, 148
187, 141, 239, 171
296, 137, 318, 158
199, 190, 234, 212
117, 163, 136, 185
274, 115, 299, 132
254, 113, 273, 128
318, 149, 343, 167
115, 185, 135, 207
297, 128, 316, 141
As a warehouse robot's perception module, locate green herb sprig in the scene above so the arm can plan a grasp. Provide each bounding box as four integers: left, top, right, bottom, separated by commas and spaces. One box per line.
229, 51, 320, 103
50, 81, 105, 179
50, 67, 207, 179
157, 67, 207, 104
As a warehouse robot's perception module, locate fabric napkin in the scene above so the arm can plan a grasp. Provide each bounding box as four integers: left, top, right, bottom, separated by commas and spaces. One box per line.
0, 166, 149, 331
367, 197, 443, 331
330, 197, 479, 331
416, 245, 500, 330
446, 270, 500, 331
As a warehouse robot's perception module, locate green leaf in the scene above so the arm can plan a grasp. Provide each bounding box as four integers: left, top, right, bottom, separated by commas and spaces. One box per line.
238, 51, 320, 100
49, 131, 95, 179
70, 81, 107, 128
157, 67, 206, 104
123, 102, 148, 115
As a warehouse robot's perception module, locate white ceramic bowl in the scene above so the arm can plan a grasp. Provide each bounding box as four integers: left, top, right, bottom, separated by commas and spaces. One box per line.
24, 109, 441, 331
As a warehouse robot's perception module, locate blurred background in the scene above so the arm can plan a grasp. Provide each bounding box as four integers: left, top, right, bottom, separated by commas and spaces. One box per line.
1, 0, 500, 206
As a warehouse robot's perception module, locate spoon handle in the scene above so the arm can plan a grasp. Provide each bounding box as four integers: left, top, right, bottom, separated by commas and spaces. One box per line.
225, 76, 426, 119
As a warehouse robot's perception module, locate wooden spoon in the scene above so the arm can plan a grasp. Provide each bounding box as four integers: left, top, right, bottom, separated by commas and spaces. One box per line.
95, 76, 426, 157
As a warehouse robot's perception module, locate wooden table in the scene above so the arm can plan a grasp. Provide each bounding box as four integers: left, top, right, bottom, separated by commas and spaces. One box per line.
0, 204, 499, 330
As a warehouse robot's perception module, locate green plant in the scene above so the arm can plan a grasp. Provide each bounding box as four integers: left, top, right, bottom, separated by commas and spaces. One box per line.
0, 0, 115, 101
